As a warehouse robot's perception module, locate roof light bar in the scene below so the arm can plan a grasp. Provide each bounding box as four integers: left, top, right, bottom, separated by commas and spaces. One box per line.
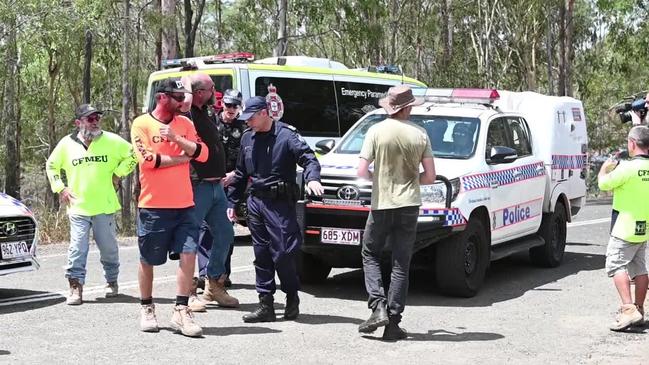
160, 52, 256, 69
423, 88, 500, 105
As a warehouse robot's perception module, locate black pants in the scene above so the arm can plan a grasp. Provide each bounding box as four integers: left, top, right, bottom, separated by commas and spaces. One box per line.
362, 206, 419, 321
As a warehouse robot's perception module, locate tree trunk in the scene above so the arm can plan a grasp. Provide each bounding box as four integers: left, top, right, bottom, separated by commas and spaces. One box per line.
184, 0, 206, 58
558, 1, 566, 96
546, 10, 554, 95
155, 0, 162, 68
3, 14, 19, 198
161, 0, 176, 60
83, 30, 92, 104
274, 0, 288, 57
215, 0, 223, 51
441, 0, 453, 65
46, 50, 61, 211
121, 0, 133, 232
565, 0, 575, 96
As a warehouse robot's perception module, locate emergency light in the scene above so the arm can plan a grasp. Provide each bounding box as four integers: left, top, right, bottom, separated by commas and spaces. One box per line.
422, 88, 500, 105
161, 52, 256, 69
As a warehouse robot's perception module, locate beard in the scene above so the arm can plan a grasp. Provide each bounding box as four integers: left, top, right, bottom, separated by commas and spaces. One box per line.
80, 127, 102, 141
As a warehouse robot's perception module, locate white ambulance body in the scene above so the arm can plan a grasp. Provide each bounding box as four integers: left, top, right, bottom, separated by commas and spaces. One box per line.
299, 89, 588, 297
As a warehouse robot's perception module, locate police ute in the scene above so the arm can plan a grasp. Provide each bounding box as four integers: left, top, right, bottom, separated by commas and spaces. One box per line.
297, 88, 588, 297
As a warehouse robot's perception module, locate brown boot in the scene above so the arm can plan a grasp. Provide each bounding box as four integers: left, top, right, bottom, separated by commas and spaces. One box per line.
202, 277, 239, 308
67, 278, 83, 305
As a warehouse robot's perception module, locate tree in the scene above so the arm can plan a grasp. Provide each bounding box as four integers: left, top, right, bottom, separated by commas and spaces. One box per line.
161, 0, 176, 60
183, 0, 206, 58
274, 0, 288, 57
3, 12, 20, 198
120, 0, 134, 230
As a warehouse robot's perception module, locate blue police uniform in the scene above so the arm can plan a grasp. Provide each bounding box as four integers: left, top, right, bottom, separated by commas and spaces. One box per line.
228, 120, 320, 299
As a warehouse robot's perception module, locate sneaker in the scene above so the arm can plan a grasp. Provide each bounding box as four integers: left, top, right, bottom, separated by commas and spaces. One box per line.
189, 295, 207, 312
170, 305, 203, 337
610, 303, 643, 331
105, 282, 119, 298
140, 304, 159, 332
632, 304, 645, 327
66, 278, 83, 305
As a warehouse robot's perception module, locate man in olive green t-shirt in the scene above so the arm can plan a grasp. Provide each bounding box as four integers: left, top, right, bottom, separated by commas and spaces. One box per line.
46, 104, 136, 305
356, 86, 436, 340
598, 125, 649, 331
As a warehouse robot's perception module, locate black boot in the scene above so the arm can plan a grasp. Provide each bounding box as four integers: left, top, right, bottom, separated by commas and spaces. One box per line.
284, 293, 300, 320
358, 302, 389, 333
382, 316, 407, 341
243, 294, 276, 323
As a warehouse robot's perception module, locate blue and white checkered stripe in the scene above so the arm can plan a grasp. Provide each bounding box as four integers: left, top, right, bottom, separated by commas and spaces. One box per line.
551, 155, 586, 170
420, 208, 467, 227
461, 161, 545, 192
0, 193, 33, 216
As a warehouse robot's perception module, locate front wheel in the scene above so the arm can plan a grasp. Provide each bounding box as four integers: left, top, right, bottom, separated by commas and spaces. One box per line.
435, 218, 489, 297
530, 201, 567, 267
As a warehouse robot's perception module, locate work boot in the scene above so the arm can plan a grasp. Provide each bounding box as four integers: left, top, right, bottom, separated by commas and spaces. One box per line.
193, 276, 205, 292
66, 278, 83, 306
382, 316, 407, 341
284, 293, 300, 320
139, 304, 159, 332
104, 282, 118, 298
170, 305, 203, 337
224, 276, 232, 288
243, 294, 276, 323
610, 303, 643, 331
203, 277, 239, 307
358, 302, 389, 333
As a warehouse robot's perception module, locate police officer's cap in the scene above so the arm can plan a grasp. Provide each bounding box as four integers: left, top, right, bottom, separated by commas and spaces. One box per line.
239, 96, 268, 121
222, 89, 243, 106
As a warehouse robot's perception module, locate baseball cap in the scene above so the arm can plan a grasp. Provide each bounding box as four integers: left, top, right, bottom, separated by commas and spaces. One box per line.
156, 79, 190, 94
75, 104, 104, 119
239, 96, 268, 121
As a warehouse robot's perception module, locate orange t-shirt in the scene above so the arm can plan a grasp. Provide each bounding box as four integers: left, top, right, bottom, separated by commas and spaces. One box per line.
131, 113, 208, 208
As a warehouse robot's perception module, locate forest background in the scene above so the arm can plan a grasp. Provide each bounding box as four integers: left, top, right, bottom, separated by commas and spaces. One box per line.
0, 0, 645, 242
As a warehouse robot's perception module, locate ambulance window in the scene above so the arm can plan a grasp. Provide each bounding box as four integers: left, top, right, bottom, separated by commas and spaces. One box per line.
335, 81, 392, 135
485, 118, 509, 159
507, 117, 532, 157
147, 75, 233, 112
254, 76, 339, 136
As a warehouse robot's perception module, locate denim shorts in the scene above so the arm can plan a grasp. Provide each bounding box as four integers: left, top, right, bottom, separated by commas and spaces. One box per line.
137, 207, 199, 266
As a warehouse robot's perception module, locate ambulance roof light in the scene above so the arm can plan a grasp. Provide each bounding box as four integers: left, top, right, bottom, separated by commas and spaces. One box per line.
423, 88, 500, 105
160, 52, 255, 69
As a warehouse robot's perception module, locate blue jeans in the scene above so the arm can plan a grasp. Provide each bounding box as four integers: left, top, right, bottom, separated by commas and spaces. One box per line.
193, 180, 234, 278
66, 214, 119, 285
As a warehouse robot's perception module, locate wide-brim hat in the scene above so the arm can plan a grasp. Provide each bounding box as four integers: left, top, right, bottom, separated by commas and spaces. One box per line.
378, 85, 424, 115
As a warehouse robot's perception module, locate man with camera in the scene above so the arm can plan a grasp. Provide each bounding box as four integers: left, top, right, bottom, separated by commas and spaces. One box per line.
598, 125, 649, 331
629, 93, 649, 125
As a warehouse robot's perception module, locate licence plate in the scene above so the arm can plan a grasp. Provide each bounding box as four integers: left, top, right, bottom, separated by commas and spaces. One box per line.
320, 228, 362, 245
1, 241, 29, 259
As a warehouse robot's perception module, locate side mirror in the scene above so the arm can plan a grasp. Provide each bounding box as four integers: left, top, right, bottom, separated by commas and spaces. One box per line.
488, 146, 518, 164
315, 139, 336, 155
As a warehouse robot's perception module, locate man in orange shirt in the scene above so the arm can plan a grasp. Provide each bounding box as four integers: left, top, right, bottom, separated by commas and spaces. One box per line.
131, 79, 208, 337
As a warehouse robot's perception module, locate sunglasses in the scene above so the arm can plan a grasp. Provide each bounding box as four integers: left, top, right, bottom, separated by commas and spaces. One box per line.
224, 103, 239, 109
84, 114, 101, 122
166, 93, 185, 102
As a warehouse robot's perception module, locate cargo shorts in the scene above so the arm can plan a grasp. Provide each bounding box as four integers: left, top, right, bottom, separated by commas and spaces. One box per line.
605, 236, 648, 278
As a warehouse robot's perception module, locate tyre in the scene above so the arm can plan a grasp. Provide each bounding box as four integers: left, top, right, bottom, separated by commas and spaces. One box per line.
530, 201, 567, 267
297, 251, 332, 284
435, 218, 489, 297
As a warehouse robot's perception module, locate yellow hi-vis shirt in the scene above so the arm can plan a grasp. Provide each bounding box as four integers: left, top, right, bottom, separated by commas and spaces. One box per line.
598, 155, 649, 243
46, 131, 137, 216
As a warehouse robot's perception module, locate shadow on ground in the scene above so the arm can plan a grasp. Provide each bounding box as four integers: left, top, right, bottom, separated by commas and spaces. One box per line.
301, 250, 604, 307
362, 328, 504, 342
0, 289, 65, 314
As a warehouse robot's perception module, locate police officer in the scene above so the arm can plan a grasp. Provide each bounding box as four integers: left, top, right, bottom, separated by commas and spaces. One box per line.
227, 96, 324, 323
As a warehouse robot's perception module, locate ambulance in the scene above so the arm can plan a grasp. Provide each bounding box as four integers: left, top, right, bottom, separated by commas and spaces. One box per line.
143, 52, 426, 147
298, 88, 588, 297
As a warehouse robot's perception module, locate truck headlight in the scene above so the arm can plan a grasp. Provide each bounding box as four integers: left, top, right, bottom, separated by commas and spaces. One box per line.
421, 178, 461, 204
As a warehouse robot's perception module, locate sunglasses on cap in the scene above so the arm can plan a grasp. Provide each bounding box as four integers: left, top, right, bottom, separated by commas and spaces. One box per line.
165, 93, 185, 102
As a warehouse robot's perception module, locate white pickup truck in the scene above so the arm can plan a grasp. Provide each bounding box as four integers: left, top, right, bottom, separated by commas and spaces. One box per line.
297, 88, 588, 297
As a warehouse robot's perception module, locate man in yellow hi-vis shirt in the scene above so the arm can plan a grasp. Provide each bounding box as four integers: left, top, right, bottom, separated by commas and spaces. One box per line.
598, 125, 649, 331
46, 104, 137, 305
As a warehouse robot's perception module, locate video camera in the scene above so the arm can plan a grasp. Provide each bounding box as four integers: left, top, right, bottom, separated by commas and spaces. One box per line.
615, 98, 647, 124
